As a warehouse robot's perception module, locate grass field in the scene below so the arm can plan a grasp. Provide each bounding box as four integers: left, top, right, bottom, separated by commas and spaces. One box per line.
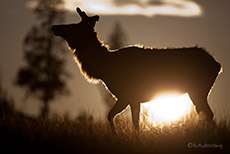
0, 108, 229, 154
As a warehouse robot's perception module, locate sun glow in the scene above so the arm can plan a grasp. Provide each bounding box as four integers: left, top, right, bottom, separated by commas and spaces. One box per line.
141, 93, 193, 126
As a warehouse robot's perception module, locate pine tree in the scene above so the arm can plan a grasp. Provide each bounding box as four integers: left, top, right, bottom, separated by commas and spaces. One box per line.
108, 21, 127, 50
15, 0, 69, 117
0, 73, 15, 115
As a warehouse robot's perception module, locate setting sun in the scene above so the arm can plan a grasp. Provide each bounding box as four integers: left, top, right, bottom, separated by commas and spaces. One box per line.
141, 93, 193, 125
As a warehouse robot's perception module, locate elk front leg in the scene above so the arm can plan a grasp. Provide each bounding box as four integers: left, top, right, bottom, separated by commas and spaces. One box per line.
108, 99, 128, 130
130, 103, 140, 131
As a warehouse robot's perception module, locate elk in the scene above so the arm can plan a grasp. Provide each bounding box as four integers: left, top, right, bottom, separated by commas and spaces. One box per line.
51, 8, 222, 131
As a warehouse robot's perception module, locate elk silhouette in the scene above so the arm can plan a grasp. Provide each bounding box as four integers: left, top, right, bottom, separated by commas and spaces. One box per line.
51, 8, 221, 130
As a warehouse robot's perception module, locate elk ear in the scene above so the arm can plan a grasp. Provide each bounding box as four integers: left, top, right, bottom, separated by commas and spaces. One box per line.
92, 15, 100, 22
76, 7, 100, 29
76, 7, 88, 21
88, 15, 100, 29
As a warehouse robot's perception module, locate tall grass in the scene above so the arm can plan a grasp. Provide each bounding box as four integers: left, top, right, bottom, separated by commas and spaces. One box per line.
0, 109, 229, 154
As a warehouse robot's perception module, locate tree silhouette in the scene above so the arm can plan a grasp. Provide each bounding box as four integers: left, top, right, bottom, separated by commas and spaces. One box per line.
0, 73, 15, 115
15, 0, 69, 117
108, 21, 127, 50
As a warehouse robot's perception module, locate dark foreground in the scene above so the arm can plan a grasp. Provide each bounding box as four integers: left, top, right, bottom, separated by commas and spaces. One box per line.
0, 111, 229, 154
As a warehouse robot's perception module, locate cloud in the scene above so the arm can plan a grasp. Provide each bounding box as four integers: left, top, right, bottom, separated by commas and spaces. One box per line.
27, 0, 202, 17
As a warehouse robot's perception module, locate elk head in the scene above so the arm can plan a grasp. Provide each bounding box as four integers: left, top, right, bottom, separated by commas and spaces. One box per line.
51, 7, 100, 50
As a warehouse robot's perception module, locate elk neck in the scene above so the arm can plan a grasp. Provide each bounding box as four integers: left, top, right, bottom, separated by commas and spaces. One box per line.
73, 32, 109, 82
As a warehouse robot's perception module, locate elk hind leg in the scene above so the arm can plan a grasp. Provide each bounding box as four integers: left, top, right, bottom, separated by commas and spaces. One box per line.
189, 92, 213, 122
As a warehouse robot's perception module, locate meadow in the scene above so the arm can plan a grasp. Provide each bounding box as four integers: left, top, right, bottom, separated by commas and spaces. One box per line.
0, 106, 229, 154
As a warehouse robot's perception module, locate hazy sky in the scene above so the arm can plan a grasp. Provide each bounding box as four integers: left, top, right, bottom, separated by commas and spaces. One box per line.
0, 0, 229, 120
27, 0, 202, 17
